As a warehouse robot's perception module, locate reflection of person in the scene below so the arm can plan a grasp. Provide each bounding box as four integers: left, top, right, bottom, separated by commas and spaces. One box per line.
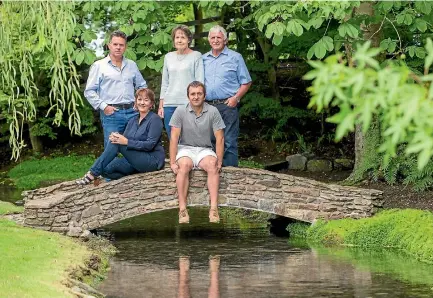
84, 30, 147, 147
208, 256, 220, 298
159, 25, 204, 139
177, 256, 220, 298
76, 89, 165, 185
169, 81, 225, 224
178, 256, 190, 298
203, 25, 252, 167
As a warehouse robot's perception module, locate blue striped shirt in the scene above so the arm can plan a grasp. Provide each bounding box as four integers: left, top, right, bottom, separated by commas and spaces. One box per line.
84, 55, 147, 111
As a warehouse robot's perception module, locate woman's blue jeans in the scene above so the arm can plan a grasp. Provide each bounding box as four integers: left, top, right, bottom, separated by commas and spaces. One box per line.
100, 108, 138, 148
90, 142, 159, 180
163, 107, 177, 140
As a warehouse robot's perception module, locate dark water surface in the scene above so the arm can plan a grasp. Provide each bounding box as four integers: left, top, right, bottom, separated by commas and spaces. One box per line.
98, 208, 433, 298
0, 182, 21, 203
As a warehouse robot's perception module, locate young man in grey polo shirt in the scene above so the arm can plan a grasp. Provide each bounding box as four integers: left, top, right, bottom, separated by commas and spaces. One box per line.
169, 81, 225, 224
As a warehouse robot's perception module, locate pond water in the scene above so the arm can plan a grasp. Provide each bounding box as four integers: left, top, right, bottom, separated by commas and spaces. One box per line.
0, 182, 21, 204
98, 208, 433, 298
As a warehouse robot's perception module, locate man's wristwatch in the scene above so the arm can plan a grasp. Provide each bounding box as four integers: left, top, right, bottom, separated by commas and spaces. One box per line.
234, 96, 240, 103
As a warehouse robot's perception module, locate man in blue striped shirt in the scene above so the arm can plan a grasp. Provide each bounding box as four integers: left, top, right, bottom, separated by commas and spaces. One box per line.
203, 25, 252, 167
84, 30, 147, 147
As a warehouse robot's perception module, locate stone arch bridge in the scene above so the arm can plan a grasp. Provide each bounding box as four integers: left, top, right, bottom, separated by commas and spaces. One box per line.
23, 168, 383, 236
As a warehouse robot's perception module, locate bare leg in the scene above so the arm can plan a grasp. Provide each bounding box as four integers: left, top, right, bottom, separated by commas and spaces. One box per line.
178, 256, 190, 298
177, 157, 193, 223
198, 156, 220, 222
208, 255, 220, 298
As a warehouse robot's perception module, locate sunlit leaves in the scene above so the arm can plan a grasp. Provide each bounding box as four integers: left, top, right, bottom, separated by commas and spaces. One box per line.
305, 39, 433, 170
338, 23, 358, 38
286, 19, 304, 37
75, 50, 85, 65
307, 36, 334, 60
415, 1, 432, 15
425, 38, 433, 74
414, 19, 428, 33
380, 38, 397, 54
396, 11, 414, 25
81, 30, 97, 43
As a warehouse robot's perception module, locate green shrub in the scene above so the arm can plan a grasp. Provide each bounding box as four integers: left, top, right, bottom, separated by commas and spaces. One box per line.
286, 222, 310, 238
307, 209, 433, 264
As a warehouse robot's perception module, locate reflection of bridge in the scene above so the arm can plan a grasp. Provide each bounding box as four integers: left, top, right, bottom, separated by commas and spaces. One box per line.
23, 168, 382, 236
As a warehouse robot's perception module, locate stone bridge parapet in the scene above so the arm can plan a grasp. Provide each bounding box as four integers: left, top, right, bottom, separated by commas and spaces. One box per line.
23, 168, 383, 236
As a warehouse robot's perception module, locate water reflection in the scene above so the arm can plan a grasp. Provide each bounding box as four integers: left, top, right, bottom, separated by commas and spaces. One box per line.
99, 209, 433, 298
178, 256, 220, 298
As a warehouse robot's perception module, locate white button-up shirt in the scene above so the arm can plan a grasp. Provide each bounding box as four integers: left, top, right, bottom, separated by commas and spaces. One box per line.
84, 55, 147, 111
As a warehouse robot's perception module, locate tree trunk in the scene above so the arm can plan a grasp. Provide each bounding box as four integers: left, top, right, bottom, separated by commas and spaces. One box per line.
257, 36, 279, 100
28, 122, 43, 154
192, 3, 206, 51
349, 2, 383, 179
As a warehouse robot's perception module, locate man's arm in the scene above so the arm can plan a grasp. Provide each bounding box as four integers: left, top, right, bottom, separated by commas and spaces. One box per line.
133, 63, 147, 90
226, 54, 252, 107
214, 129, 224, 171
170, 126, 181, 174
84, 64, 106, 111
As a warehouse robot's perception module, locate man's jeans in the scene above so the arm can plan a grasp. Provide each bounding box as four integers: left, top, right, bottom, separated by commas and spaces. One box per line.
100, 108, 138, 147
213, 103, 239, 167
163, 106, 177, 140
90, 141, 160, 180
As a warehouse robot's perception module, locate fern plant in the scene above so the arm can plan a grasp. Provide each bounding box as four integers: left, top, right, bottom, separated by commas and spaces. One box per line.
352, 129, 433, 191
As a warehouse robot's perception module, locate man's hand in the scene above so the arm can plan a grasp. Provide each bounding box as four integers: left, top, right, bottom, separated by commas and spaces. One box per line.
225, 96, 239, 108
217, 160, 222, 173
158, 99, 164, 118
104, 105, 118, 116
158, 107, 164, 118
109, 132, 128, 145
170, 162, 179, 174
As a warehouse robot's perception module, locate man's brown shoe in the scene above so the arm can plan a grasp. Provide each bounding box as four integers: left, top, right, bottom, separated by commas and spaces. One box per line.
179, 209, 190, 224
209, 209, 220, 223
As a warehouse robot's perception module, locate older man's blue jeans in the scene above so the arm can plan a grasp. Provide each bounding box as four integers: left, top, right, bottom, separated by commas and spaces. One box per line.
90, 142, 160, 179
213, 103, 239, 167
100, 108, 138, 147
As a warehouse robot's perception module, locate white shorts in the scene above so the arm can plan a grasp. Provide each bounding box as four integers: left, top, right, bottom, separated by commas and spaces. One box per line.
176, 145, 217, 168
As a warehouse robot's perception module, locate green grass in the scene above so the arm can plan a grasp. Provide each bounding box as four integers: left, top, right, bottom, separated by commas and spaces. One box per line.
0, 219, 92, 297
307, 209, 433, 264
8, 154, 95, 190
0, 201, 23, 215
239, 159, 264, 169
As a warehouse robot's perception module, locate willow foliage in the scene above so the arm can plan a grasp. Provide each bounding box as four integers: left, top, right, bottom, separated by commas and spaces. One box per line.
0, 2, 82, 160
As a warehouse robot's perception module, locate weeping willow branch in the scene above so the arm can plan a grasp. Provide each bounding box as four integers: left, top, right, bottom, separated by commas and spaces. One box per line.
0, 1, 82, 160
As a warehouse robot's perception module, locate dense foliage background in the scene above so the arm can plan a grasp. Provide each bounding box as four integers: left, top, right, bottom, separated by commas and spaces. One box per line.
1, 1, 433, 189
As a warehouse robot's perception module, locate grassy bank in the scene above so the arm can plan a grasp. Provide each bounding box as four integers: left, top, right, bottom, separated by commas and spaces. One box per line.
0, 201, 23, 215
8, 154, 94, 190
0, 202, 114, 297
288, 209, 433, 264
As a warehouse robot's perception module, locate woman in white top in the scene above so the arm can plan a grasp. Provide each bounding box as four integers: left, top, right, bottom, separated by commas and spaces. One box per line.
158, 25, 204, 139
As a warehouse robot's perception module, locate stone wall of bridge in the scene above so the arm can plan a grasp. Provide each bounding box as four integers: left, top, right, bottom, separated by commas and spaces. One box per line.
23, 168, 383, 236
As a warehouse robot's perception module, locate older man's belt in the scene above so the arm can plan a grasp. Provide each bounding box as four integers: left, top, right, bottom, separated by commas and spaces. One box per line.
207, 99, 227, 105
110, 102, 134, 109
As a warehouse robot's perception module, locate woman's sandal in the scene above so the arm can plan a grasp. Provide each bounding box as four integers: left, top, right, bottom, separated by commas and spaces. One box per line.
76, 173, 100, 186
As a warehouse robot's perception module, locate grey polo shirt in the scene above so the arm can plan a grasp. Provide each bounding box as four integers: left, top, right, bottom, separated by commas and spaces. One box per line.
169, 103, 225, 148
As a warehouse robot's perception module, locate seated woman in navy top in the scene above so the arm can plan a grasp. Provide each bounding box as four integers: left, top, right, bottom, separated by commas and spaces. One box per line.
76, 88, 165, 185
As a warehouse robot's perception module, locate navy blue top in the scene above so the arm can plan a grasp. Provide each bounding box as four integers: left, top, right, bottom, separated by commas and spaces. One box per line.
124, 111, 165, 169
